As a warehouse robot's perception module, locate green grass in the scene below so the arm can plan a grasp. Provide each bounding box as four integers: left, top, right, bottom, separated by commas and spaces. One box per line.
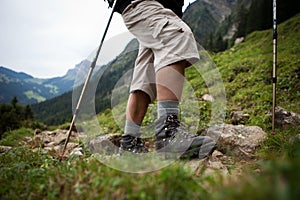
0, 147, 209, 199
24, 90, 46, 103
0, 129, 300, 199
0, 128, 33, 146
44, 84, 59, 95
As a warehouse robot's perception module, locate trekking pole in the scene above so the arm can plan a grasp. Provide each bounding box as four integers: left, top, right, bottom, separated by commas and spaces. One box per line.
60, 2, 116, 158
271, 0, 277, 134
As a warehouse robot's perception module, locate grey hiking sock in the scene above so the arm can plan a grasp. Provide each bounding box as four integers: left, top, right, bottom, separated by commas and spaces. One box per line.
157, 100, 179, 119
123, 120, 141, 137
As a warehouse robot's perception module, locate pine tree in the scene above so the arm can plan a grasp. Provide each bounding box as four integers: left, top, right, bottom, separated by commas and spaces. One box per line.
24, 105, 34, 120
11, 96, 18, 109
234, 4, 248, 38
0, 97, 38, 137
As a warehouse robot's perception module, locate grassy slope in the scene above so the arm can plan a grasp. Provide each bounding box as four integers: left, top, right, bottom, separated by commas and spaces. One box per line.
186, 13, 300, 130
1, 14, 300, 200
219, 12, 300, 124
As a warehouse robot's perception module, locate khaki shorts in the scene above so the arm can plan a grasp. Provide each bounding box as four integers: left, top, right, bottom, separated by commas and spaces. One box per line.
122, 0, 200, 101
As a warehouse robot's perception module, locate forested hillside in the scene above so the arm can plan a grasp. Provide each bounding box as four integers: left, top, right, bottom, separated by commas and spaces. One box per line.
32, 39, 139, 125
184, 0, 300, 52
0, 60, 91, 104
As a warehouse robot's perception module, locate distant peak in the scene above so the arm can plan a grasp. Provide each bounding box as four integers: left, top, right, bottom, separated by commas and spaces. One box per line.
0, 66, 33, 79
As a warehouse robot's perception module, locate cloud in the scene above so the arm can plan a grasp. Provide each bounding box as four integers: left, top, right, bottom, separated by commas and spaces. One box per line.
0, 0, 128, 78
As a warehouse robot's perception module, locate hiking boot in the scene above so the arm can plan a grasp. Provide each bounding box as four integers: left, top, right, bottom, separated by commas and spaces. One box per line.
119, 135, 148, 154
155, 114, 216, 159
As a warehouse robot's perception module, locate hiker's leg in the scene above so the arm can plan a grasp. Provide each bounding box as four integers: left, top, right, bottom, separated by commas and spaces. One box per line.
120, 45, 155, 153
120, 90, 150, 153
156, 61, 187, 101
156, 60, 187, 119
155, 61, 217, 159
156, 61, 187, 118
126, 90, 150, 125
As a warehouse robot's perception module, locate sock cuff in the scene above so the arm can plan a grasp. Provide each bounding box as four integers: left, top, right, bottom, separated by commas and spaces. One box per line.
157, 100, 179, 118
123, 120, 141, 137
157, 100, 179, 109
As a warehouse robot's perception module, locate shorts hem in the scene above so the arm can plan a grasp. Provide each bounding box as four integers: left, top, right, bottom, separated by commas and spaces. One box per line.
155, 55, 200, 72
130, 87, 157, 102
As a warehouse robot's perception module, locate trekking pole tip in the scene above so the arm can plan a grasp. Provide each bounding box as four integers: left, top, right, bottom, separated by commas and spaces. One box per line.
271, 131, 276, 135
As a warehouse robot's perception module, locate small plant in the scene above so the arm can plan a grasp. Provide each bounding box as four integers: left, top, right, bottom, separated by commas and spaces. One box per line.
0, 127, 33, 147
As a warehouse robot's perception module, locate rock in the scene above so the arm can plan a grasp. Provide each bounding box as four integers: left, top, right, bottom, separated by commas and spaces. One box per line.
53, 145, 62, 152
54, 133, 67, 145
234, 37, 244, 45
88, 134, 122, 155
200, 94, 215, 102
26, 129, 82, 157
206, 124, 267, 159
44, 147, 53, 151
44, 142, 56, 148
211, 150, 224, 158
275, 107, 300, 127
70, 147, 84, 156
206, 159, 227, 172
0, 145, 12, 153
183, 150, 229, 176
34, 129, 42, 135
289, 134, 300, 144
67, 142, 79, 149
230, 111, 250, 125
183, 159, 205, 172
35, 134, 52, 144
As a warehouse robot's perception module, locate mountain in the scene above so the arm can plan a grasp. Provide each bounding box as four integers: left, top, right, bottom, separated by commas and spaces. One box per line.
183, 0, 239, 43
32, 39, 139, 125
183, 0, 250, 51
43, 60, 91, 94
0, 60, 91, 105
183, 0, 300, 52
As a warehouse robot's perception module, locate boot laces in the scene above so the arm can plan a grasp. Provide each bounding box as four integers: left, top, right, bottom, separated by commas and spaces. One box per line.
129, 137, 148, 153
164, 115, 195, 139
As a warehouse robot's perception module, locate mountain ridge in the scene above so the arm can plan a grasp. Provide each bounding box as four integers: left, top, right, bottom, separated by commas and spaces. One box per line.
184, 0, 299, 51
0, 60, 92, 104
0, 66, 33, 79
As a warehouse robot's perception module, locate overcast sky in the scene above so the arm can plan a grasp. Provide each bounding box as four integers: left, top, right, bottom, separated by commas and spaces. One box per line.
0, 0, 195, 78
